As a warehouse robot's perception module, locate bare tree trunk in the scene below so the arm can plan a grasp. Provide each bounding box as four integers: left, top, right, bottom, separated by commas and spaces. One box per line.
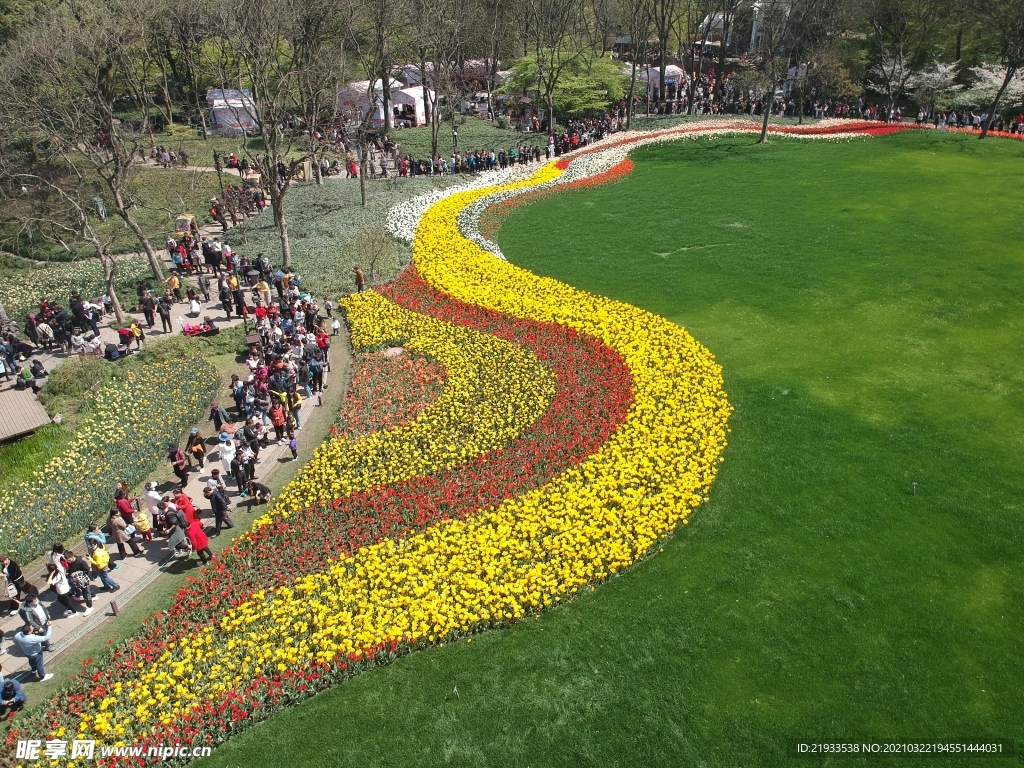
796, 74, 804, 125
381, 65, 393, 131
359, 134, 368, 207
659, 42, 667, 105
112, 188, 164, 281
99, 250, 126, 324
420, 48, 432, 147
760, 100, 771, 143
269, 185, 292, 267
627, 59, 638, 129
981, 66, 1016, 139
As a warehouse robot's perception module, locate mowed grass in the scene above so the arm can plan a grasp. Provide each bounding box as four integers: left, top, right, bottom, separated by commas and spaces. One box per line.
198, 130, 1024, 767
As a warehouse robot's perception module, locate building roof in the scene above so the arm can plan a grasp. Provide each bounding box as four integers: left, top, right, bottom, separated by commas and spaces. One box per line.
0, 388, 51, 443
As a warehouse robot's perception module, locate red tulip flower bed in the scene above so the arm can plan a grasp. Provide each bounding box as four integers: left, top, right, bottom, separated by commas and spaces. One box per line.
169, 270, 632, 630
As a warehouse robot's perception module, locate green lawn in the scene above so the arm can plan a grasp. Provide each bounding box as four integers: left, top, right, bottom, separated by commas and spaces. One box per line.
199, 129, 1024, 767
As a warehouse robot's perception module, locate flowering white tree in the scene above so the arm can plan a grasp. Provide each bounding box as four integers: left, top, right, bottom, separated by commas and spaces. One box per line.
975, 0, 1024, 138
907, 60, 961, 111
971, 63, 1024, 108
867, 52, 914, 116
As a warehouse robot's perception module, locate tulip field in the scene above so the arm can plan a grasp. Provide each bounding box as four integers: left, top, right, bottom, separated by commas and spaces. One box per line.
8, 121, 1023, 767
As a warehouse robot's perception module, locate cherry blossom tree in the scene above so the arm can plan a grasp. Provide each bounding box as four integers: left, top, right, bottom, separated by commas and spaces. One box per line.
907, 60, 961, 113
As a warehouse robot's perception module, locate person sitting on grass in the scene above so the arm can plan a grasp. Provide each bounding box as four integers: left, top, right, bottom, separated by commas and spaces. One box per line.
14, 365, 40, 394
0, 679, 27, 714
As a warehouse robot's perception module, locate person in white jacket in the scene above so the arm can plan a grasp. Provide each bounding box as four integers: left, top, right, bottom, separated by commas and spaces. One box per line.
219, 433, 237, 483
142, 481, 163, 533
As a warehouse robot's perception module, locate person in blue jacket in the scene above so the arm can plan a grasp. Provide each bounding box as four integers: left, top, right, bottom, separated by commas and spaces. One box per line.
0, 679, 27, 714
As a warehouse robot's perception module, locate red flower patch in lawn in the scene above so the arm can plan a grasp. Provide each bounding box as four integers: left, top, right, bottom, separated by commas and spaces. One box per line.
331, 350, 447, 440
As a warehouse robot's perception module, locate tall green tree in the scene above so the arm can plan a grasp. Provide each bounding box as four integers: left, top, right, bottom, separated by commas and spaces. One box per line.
505, 51, 627, 122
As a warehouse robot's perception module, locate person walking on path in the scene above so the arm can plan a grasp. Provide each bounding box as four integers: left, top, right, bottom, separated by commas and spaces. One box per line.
203, 486, 234, 536
164, 272, 183, 303
107, 510, 143, 559
286, 386, 303, 430
163, 507, 191, 557
269, 401, 286, 443
218, 433, 237, 484
157, 297, 173, 333
46, 565, 81, 617
142, 481, 162, 528
206, 469, 226, 494
186, 428, 207, 469
18, 594, 51, 647
13, 625, 54, 682
65, 553, 95, 615
173, 488, 198, 524
140, 293, 156, 328
129, 320, 145, 350
2, 555, 27, 615
209, 402, 231, 433
88, 544, 120, 592
168, 443, 189, 486
114, 489, 137, 528
198, 273, 212, 303
185, 518, 213, 564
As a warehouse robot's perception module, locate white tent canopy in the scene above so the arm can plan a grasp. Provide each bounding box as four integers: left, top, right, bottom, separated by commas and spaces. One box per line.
641, 65, 686, 83
337, 80, 434, 127
636, 65, 687, 97
206, 89, 257, 136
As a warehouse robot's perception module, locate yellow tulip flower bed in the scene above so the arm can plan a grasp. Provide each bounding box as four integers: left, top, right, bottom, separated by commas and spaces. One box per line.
0, 353, 219, 562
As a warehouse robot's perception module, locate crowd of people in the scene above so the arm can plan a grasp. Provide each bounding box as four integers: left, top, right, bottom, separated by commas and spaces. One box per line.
2, 291, 122, 380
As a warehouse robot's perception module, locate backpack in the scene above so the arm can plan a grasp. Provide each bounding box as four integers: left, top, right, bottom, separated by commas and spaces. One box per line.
68, 568, 91, 591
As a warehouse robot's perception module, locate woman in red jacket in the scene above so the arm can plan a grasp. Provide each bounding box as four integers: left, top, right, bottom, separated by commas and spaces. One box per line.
173, 489, 198, 524
185, 518, 213, 564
